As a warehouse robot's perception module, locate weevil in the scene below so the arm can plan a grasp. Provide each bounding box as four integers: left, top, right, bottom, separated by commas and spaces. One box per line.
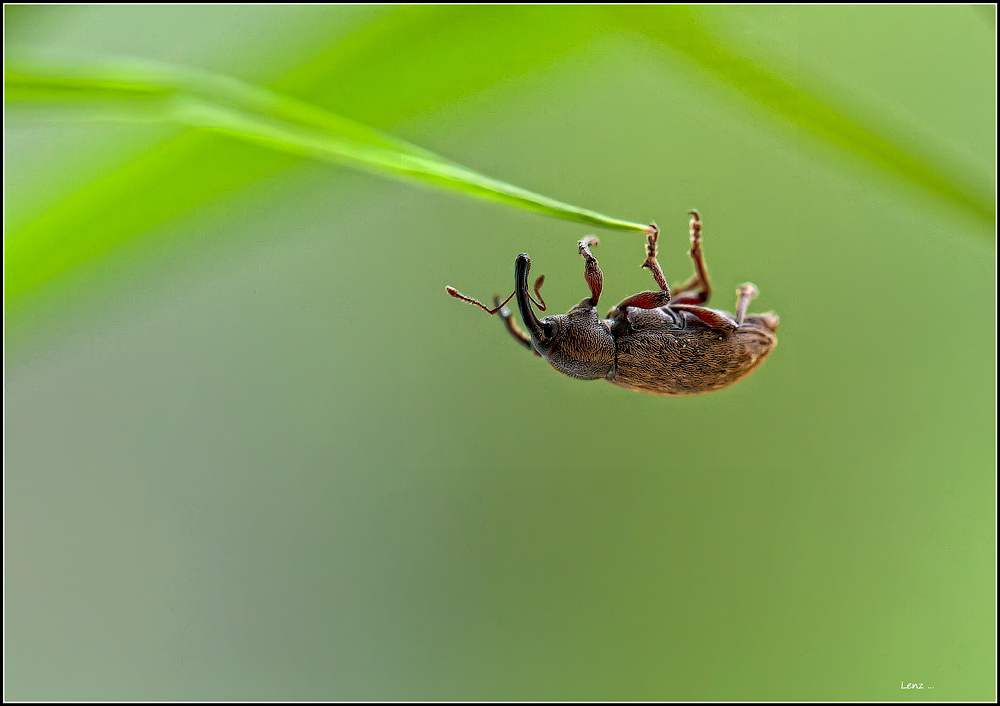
446, 211, 778, 396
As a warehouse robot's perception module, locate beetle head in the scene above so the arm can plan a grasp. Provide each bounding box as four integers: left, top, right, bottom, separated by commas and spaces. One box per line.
514, 253, 615, 380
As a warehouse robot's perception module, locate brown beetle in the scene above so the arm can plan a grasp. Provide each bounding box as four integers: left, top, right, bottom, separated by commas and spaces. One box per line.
447, 211, 778, 395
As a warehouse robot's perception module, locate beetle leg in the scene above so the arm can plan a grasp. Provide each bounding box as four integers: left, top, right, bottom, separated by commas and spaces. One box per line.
494, 295, 540, 355
733, 282, 759, 327
578, 236, 603, 306
640, 223, 670, 293
671, 304, 737, 333
606, 289, 672, 320
669, 210, 713, 305
602, 226, 672, 319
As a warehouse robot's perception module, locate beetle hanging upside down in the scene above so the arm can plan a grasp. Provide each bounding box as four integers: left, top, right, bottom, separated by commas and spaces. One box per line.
446, 211, 778, 396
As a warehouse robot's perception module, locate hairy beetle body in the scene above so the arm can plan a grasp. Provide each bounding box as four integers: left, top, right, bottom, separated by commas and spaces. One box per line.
608, 307, 777, 395
448, 212, 778, 396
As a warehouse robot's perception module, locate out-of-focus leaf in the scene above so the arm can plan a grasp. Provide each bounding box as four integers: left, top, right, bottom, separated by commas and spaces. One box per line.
4, 7, 609, 311
613, 6, 995, 228
4, 57, 445, 159
5, 60, 652, 275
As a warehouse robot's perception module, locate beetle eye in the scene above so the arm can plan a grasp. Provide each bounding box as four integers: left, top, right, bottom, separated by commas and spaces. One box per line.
542, 319, 558, 339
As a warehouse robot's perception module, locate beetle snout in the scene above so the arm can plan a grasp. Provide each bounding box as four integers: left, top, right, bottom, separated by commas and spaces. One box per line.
514, 252, 548, 347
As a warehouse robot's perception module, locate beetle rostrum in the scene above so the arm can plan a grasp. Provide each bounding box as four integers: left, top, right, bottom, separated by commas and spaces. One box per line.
446, 211, 778, 396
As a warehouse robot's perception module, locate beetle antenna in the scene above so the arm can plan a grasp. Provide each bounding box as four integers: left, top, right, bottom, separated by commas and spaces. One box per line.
529, 275, 547, 311
446, 286, 516, 315
447, 273, 545, 315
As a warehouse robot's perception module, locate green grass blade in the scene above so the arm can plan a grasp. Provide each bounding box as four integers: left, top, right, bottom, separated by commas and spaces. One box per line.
4, 7, 608, 314
4, 56, 444, 159
4, 58, 653, 240
176, 100, 650, 233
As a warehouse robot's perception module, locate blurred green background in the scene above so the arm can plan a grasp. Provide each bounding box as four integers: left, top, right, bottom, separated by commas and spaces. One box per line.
4, 5, 995, 701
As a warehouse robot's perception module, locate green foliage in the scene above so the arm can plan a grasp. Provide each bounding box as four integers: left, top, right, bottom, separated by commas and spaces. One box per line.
4, 6, 993, 319
615, 6, 994, 226
5, 56, 652, 302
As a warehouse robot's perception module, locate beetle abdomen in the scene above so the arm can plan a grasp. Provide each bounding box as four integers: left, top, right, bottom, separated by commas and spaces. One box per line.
608, 308, 777, 395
